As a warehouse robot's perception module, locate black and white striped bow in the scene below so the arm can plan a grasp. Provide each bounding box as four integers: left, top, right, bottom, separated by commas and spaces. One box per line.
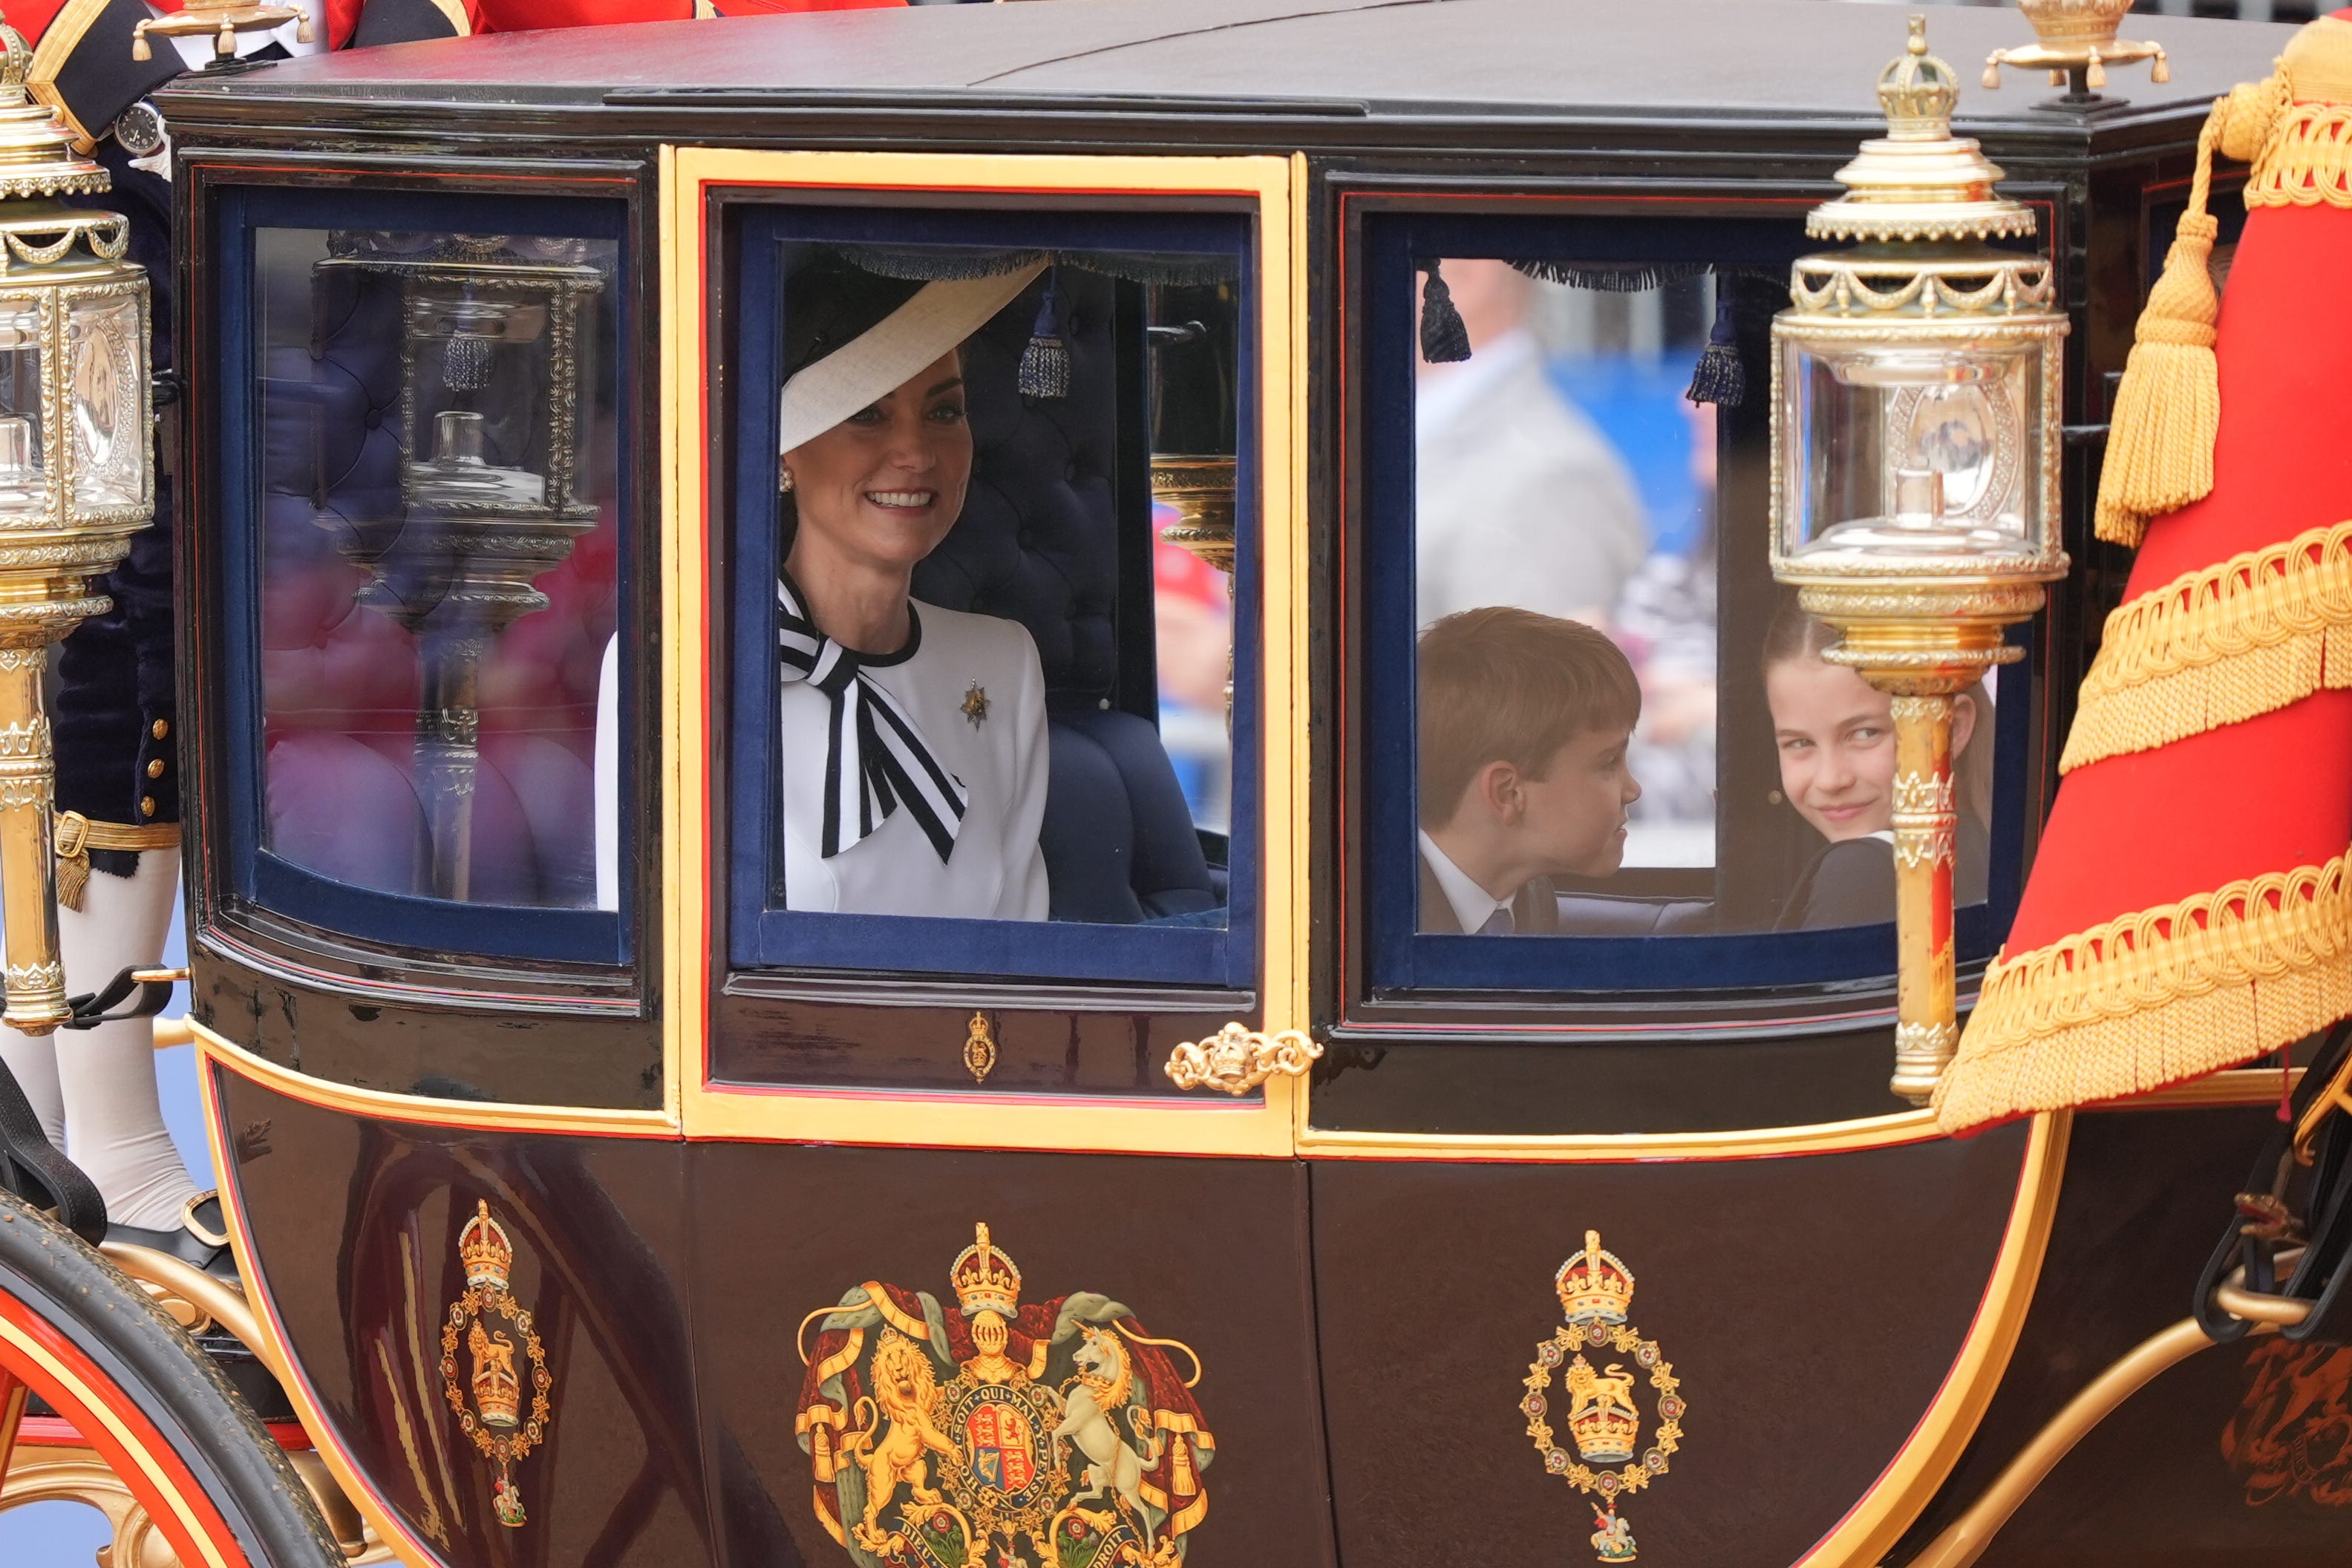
777, 574, 967, 863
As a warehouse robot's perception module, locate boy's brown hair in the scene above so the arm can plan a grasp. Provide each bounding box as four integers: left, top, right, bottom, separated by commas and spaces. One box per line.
1418, 607, 1641, 828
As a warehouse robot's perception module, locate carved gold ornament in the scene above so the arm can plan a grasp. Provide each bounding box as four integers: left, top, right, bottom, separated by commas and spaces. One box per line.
440, 1201, 550, 1528
1523, 1231, 1685, 1564
1980, 0, 2167, 95
1163, 1022, 1322, 1095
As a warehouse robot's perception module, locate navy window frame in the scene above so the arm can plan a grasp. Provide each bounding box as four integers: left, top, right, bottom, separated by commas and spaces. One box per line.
725, 203, 1258, 988
215, 186, 632, 965
1362, 211, 2031, 993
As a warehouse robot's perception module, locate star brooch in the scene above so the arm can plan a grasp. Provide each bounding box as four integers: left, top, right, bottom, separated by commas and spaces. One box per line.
961, 682, 990, 729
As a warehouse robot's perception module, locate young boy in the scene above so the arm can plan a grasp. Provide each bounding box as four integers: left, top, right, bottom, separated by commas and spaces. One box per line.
1417, 607, 1643, 935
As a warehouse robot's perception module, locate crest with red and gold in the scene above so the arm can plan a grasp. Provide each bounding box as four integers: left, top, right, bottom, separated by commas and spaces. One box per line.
440, 1200, 552, 1529
795, 1223, 1215, 1568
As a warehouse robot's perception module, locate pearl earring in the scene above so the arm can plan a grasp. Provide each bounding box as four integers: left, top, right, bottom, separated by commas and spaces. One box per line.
780, 467, 795, 493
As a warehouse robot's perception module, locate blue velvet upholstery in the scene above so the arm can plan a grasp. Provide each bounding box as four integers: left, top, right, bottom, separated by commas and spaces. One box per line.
1044, 706, 1222, 924
912, 270, 1220, 925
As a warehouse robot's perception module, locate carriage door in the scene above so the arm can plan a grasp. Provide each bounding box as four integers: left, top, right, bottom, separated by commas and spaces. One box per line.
665, 148, 1334, 1568
1306, 197, 2065, 1568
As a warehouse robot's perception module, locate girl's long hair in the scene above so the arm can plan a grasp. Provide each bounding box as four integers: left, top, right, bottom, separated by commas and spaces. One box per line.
1762, 601, 1993, 836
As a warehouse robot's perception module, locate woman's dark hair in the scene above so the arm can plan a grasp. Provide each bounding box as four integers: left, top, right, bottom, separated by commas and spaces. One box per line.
1762, 597, 1993, 833
777, 254, 932, 526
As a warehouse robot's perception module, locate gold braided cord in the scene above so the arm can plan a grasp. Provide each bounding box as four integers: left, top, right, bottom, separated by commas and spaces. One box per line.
2247, 94, 2352, 207
1933, 850, 2352, 1132
2062, 519, 2352, 772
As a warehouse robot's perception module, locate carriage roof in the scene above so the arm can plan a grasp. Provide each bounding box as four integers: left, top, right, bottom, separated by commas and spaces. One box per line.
155, 0, 2290, 144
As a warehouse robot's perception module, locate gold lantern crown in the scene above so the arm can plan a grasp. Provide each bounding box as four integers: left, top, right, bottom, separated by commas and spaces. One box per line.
1877, 19, 1962, 133
1808, 15, 2036, 246
1555, 1230, 1636, 1327
0, 19, 108, 202
460, 1200, 514, 1293
950, 1222, 1022, 1319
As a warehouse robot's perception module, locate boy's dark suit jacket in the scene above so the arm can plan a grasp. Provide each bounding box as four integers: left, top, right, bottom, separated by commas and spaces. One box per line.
1417, 852, 1560, 935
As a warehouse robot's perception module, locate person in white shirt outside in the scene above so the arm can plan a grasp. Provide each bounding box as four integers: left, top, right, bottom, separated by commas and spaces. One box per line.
1416, 607, 1644, 935
1414, 258, 1647, 632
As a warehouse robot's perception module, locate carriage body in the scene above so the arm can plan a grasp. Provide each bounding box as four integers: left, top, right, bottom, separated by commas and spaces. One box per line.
131, 3, 2330, 1565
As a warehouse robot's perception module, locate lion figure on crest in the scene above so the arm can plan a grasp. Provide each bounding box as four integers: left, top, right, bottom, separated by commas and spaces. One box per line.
1054, 1324, 1165, 1542
840, 1330, 958, 1552
1566, 1356, 1639, 1424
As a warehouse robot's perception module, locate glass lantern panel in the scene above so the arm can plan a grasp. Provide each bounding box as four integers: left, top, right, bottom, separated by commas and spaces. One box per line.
402, 270, 575, 513
251, 226, 619, 912
1777, 330, 2045, 566
66, 294, 143, 512
0, 298, 46, 520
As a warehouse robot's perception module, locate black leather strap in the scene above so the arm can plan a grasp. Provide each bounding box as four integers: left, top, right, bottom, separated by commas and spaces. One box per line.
62, 964, 174, 1029
2197, 1022, 2352, 1345
0, 1056, 105, 1244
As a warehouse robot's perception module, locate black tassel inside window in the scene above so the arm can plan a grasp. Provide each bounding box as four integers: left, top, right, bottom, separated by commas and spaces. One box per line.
1419, 260, 1471, 364
1685, 281, 1744, 408
1017, 269, 1071, 400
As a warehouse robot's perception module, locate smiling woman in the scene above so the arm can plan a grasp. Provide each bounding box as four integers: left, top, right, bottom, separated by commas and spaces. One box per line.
722, 216, 1256, 986
772, 255, 1052, 920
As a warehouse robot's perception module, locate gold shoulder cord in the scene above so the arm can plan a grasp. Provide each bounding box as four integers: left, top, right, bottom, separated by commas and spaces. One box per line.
53, 810, 178, 911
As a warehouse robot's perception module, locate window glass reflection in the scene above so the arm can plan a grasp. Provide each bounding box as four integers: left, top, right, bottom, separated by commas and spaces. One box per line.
1410, 256, 1993, 938
255, 229, 620, 910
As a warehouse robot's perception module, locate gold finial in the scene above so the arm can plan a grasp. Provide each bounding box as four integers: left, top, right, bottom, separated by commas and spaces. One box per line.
1878, 14, 1961, 140
1801, 15, 2035, 246
131, 0, 314, 68
1982, 0, 2168, 98
0, 18, 28, 105
0, 10, 107, 197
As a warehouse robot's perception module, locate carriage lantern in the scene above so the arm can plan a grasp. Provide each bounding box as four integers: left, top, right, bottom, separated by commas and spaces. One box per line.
1769, 15, 2068, 1104
1149, 280, 1243, 720
313, 235, 604, 901
0, 21, 154, 1034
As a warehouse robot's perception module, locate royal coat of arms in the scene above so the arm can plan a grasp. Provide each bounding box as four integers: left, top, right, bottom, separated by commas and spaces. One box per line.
797, 1223, 1215, 1568
440, 1200, 552, 1528
1523, 1230, 1685, 1563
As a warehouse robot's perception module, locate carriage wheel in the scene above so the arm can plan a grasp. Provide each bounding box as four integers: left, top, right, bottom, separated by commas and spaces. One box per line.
0, 1186, 344, 1568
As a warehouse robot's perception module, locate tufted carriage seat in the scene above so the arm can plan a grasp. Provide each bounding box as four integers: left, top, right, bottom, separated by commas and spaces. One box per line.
913, 268, 1223, 926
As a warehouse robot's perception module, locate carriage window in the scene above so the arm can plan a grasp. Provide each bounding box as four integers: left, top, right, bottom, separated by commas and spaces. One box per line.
725, 210, 1255, 988
229, 196, 627, 963
1368, 222, 2028, 993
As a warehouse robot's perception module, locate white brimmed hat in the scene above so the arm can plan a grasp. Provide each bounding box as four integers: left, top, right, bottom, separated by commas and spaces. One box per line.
777, 260, 1045, 455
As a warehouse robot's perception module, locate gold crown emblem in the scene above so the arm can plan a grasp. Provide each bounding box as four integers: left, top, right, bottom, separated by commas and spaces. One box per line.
460, 1200, 514, 1293
1555, 1230, 1635, 1326
949, 1222, 1022, 1319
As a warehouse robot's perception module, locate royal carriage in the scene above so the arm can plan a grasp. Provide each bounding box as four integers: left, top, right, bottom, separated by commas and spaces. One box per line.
0, 0, 2341, 1565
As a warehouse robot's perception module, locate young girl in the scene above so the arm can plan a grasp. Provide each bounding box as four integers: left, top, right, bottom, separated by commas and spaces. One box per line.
1763, 604, 1990, 930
